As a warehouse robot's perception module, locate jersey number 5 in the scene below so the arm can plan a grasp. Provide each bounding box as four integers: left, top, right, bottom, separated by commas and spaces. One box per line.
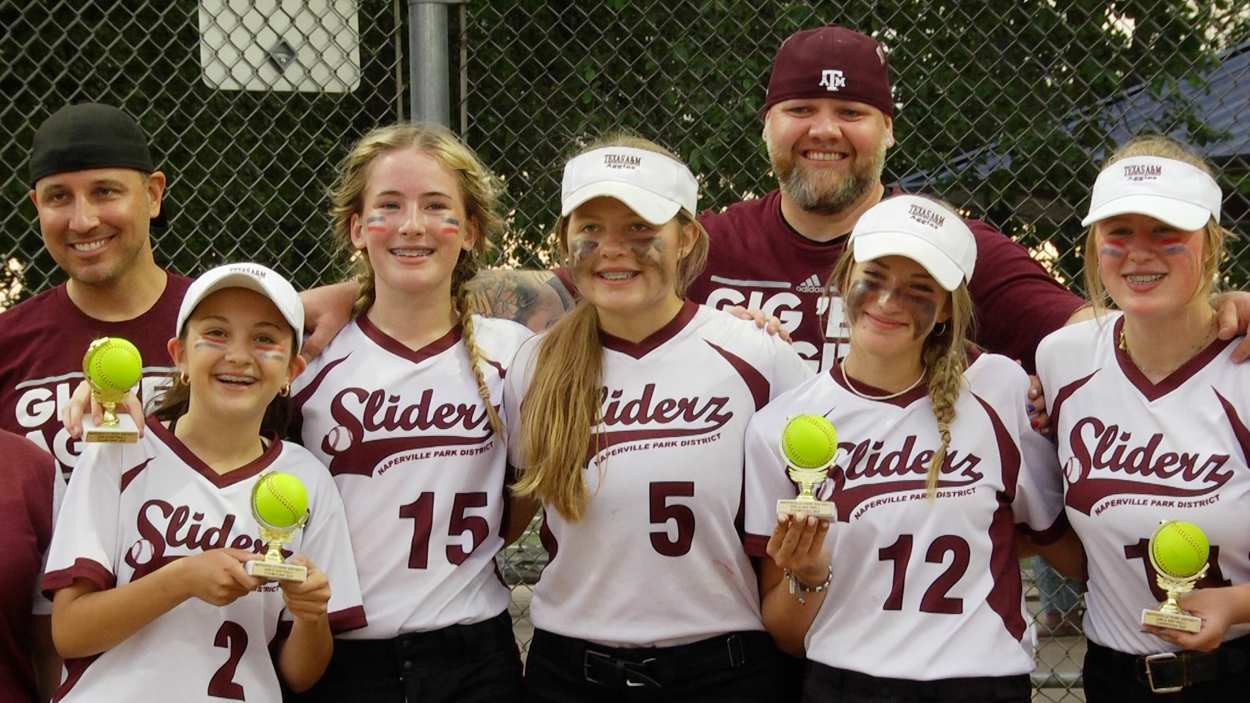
878, 534, 971, 614
400, 492, 491, 568
650, 481, 696, 557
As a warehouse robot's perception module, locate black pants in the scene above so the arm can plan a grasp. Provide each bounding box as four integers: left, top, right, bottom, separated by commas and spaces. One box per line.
802, 661, 1030, 703
1083, 635, 1250, 702
524, 628, 783, 702
291, 610, 523, 702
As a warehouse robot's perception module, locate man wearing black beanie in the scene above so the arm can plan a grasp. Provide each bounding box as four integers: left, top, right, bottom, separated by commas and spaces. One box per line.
0, 103, 192, 477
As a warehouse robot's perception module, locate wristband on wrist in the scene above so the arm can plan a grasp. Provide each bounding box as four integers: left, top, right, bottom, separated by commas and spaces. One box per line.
785, 565, 833, 605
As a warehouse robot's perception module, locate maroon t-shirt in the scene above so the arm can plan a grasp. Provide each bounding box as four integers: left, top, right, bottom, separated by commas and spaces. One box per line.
0, 431, 56, 702
688, 190, 1082, 373
0, 273, 192, 477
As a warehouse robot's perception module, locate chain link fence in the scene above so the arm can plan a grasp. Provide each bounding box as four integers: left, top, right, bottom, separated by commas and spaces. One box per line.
5, 1, 1250, 700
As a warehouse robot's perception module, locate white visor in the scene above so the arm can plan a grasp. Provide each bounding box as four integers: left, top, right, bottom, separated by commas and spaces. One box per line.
850, 195, 977, 291
561, 146, 698, 225
176, 263, 305, 351
1082, 155, 1221, 231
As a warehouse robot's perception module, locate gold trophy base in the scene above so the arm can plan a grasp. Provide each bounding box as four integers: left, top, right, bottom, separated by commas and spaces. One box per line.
246, 559, 307, 582
1141, 607, 1202, 633
82, 414, 140, 443
777, 498, 836, 520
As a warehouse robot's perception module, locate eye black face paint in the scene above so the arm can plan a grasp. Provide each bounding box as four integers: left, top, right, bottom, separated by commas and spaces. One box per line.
846, 272, 942, 340
569, 237, 600, 269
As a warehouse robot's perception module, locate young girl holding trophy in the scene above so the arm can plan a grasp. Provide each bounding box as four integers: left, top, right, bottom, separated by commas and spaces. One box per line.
42, 263, 364, 701
504, 135, 812, 700
744, 194, 1066, 702
288, 123, 531, 702
1035, 135, 1250, 700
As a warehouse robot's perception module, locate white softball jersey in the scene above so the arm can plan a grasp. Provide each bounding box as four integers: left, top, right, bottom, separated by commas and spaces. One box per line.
42, 419, 364, 702
292, 315, 532, 638
504, 302, 813, 647
1037, 315, 1250, 655
744, 352, 1064, 680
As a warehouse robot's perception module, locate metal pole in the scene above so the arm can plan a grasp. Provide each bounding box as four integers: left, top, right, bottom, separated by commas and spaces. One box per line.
407, 1, 452, 126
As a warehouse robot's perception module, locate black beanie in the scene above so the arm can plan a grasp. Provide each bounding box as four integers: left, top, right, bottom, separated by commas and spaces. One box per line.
29, 103, 154, 185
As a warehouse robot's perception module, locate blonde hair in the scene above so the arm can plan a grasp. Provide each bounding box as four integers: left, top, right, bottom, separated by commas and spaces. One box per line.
512, 133, 710, 521
829, 196, 976, 497
327, 123, 504, 437
1083, 135, 1229, 313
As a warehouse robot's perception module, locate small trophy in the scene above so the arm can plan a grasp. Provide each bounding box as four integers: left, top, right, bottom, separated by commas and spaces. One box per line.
81, 337, 142, 443
776, 415, 838, 520
1140, 520, 1209, 633
246, 471, 310, 582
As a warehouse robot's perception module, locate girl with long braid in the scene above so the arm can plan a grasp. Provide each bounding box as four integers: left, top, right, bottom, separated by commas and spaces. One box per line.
287, 124, 529, 701
745, 194, 1067, 703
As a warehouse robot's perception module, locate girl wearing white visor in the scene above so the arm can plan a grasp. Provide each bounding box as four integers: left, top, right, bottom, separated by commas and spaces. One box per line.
42, 263, 364, 701
745, 194, 1067, 702
504, 135, 812, 700
1036, 135, 1250, 701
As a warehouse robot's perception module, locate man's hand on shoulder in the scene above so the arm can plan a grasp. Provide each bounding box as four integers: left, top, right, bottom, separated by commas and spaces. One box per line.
464, 269, 575, 333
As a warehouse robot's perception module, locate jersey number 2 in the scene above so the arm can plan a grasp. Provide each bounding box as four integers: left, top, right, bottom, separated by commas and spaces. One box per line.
878, 534, 970, 614
399, 491, 491, 568
208, 621, 248, 700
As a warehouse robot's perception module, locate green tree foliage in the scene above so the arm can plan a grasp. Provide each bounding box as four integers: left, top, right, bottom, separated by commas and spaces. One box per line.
464, 0, 1250, 291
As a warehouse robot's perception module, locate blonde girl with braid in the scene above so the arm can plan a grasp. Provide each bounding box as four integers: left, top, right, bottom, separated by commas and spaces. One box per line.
502, 135, 813, 700
744, 194, 1067, 703
286, 123, 529, 702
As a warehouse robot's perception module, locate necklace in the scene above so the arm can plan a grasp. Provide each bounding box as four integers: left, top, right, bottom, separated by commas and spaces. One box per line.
1119, 320, 1217, 376
842, 366, 927, 401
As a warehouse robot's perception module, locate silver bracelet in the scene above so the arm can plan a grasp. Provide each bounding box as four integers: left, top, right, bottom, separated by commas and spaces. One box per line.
785, 565, 833, 605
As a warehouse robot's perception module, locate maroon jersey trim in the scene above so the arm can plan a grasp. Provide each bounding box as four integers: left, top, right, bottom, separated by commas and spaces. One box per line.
1020, 510, 1070, 547
705, 340, 771, 411
829, 361, 928, 408
42, 557, 115, 599
985, 500, 1027, 641
599, 300, 699, 359
1113, 316, 1233, 401
147, 418, 283, 488
1049, 370, 1099, 438
743, 533, 769, 559
52, 653, 101, 702
328, 604, 368, 635
357, 314, 464, 365
119, 458, 155, 493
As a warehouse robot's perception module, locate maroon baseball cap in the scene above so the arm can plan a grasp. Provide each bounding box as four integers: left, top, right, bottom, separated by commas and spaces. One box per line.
762, 25, 894, 118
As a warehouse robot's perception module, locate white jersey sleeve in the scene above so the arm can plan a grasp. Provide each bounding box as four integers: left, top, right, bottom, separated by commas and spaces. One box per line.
279, 443, 365, 631
43, 441, 129, 594
967, 354, 1064, 535
503, 335, 541, 474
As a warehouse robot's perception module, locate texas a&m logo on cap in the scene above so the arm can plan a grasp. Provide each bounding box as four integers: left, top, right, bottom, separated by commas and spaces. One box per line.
908, 203, 946, 229
602, 152, 642, 171
1122, 162, 1163, 182
819, 69, 847, 92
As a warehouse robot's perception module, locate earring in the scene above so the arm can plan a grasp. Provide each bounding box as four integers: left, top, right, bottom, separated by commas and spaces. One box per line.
934, 322, 948, 336
179, 371, 189, 385
280, 383, 290, 397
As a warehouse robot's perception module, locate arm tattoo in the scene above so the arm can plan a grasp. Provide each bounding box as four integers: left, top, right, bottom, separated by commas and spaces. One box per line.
465, 269, 575, 332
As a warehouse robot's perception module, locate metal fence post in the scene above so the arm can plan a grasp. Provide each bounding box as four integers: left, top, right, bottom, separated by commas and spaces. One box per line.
407, 0, 463, 127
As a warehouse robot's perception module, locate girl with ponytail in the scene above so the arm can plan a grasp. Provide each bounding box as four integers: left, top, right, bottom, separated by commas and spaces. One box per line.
288, 123, 529, 701
745, 194, 1066, 702
504, 135, 812, 700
